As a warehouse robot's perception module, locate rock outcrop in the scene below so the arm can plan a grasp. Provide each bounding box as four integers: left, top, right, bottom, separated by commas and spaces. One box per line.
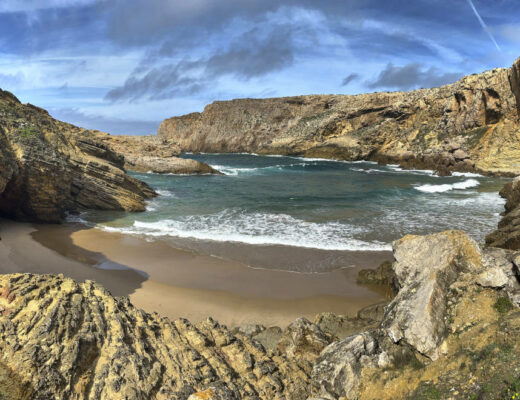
0, 90, 155, 222
96, 134, 221, 175
159, 57, 520, 176
486, 176, 520, 250
312, 230, 520, 400
2, 230, 520, 399
0, 273, 310, 400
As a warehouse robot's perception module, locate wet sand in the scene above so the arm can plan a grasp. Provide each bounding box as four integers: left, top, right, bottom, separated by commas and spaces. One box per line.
1, 219, 393, 327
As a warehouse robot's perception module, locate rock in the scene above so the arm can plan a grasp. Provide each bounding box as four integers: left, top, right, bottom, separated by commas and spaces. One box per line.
314, 312, 380, 341
356, 260, 396, 288
95, 133, 221, 175
277, 318, 332, 366
0, 90, 155, 222
0, 273, 310, 399
312, 332, 380, 400
237, 324, 265, 337
452, 149, 469, 160
158, 58, 520, 176
486, 176, 520, 250
382, 231, 483, 359
477, 266, 509, 288
250, 326, 282, 352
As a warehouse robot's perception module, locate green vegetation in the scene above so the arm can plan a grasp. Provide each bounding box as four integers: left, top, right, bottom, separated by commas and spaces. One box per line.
412, 382, 442, 400
18, 125, 39, 140
494, 297, 514, 316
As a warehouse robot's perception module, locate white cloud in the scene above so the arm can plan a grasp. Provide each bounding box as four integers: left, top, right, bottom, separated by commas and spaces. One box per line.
0, 0, 99, 13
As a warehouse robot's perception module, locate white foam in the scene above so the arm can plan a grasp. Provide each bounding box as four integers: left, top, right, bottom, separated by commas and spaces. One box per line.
414, 179, 480, 193
451, 172, 484, 177
156, 189, 177, 198
99, 210, 391, 251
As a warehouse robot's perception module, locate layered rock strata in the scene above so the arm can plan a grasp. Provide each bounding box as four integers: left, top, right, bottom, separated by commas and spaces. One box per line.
96, 133, 221, 175
159, 57, 520, 176
1, 230, 520, 399
0, 90, 155, 222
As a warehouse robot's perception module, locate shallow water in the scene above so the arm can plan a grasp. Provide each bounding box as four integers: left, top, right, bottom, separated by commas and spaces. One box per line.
79, 154, 509, 272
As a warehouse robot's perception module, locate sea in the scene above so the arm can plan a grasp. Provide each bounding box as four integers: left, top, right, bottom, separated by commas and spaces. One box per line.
76, 153, 509, 272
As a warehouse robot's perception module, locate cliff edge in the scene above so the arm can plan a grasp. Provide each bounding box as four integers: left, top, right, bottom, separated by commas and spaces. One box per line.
0, 90, 156, 222
159, 57, 520, 176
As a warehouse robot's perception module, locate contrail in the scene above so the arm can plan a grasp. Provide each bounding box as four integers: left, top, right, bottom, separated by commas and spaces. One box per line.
466, 0, 501, 51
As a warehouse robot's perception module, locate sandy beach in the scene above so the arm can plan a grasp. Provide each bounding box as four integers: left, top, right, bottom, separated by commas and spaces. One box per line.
0, 219, 392, 328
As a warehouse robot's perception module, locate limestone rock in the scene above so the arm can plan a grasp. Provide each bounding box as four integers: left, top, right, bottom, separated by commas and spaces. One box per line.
96, 133, 221, 175
277, 318, 332, 366
486, 176, 520, 250
312, 332, 380, 400
0, 90, 155, 222
158, 58, 520, 176
0, 273, 310, 400
382, 231, 482, 359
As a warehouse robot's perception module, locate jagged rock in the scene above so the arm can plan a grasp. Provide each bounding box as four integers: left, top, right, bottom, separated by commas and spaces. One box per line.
236, 324, 265, 337
250, 327, 282, 352
158, 57, 520, 176
356, 260, 396, 288
277, 318, 332, 367
0, 274, 311, 400
312, 332, 380, 400
382, 231, 483, 359
486, 176, 520, 250
0, 90, 155, 222
314, 311, 381, 341
95, 133, 221, 175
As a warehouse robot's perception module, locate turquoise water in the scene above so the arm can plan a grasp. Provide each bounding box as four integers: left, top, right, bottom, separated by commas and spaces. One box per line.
81, 154, 508, 271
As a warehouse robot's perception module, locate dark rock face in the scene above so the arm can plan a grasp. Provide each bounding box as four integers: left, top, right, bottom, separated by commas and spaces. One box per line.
158, 58, 520, 176
0, 90, 155, 222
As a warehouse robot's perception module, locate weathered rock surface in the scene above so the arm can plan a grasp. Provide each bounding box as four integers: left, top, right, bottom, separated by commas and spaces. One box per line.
0, 273, 311, 400
159, 57, 520, 176
96, 133, 221, 175
0, 90, 155, 222
312, 230, 520, 399
486, 175, 520, 250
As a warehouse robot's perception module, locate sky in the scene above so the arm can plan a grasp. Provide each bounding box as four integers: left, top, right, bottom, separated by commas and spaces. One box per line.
0, 0, 518, 135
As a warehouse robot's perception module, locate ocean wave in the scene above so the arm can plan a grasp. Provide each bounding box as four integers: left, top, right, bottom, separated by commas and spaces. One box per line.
451, 172, 484, 177
99, 210, 391, 251
414, 179, 480, 193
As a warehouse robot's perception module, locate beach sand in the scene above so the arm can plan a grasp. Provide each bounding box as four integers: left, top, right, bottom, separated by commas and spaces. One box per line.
0, 219, 392, 328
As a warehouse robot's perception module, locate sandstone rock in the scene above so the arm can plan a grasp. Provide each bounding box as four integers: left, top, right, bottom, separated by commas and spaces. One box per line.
314, 312, 380, 341
277, 318, 332, 366
356, 260, 396, 288
95, 133, 221, 175
382, 231, 482, 359
237, 324, 265, 337
312, 332, 380, 400
158, 58, 520, 176
0, 274, 310, 399
486, 176, 520, 250
250, 326, 282, 352
0, 90, 155, 222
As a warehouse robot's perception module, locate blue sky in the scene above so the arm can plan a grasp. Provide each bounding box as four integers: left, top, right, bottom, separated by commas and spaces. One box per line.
0, 0, 518, 135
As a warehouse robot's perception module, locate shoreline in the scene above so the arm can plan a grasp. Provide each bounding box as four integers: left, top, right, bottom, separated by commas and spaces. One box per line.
0, 219, 391, 327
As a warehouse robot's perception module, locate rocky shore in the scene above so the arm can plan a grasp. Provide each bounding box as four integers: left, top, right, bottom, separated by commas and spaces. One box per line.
1, 228, 520, 399
159, 57, 520, 177
0, 90, 155, 222
95, 133, 221, 175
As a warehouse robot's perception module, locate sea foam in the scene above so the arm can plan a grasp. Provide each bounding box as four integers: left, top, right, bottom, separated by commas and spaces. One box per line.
414, 179, 480, 193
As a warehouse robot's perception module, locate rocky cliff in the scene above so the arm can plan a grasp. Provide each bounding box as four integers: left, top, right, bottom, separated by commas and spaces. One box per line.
1, 230, 520, 399
96, 134, 221, 175
0, 90, 156, 222
159, 57, 520, 176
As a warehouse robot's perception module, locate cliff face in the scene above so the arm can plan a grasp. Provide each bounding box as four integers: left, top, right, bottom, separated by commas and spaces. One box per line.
159, 57, 520, 176
1, 231, 520, 399
0, 90, 155, 222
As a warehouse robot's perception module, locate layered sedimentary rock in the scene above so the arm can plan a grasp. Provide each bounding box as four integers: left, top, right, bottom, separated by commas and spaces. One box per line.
1, 231, 520, 399
486, 176, 520, 250
0, 90, 155, 222
0, 273, 310, 400
159, 57, 520, 176
96, 133, 221, 175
